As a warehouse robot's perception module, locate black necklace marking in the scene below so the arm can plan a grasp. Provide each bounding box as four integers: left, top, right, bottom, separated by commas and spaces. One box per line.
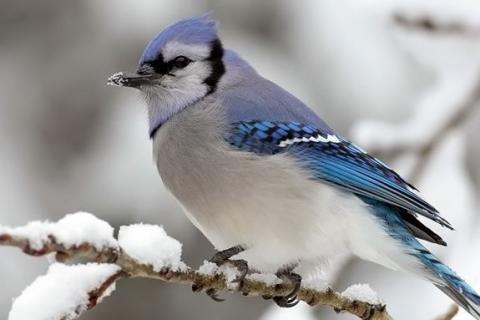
203, 39, 225, 95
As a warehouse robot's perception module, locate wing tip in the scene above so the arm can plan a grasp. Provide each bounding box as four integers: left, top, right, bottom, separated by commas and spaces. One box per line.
437, 215, 454, 230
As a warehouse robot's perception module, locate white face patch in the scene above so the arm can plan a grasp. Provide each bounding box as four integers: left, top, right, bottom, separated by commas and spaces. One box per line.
162, 41, 210, 61
278, 134, 341, 147
142, 59, 211, 133
159, 59, 211, 90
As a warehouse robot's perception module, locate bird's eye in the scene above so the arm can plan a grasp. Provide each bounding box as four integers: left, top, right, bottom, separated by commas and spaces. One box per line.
172, 56, 191, 69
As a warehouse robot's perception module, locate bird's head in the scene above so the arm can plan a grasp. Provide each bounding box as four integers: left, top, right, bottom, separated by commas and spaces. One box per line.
108, 15, 226, 133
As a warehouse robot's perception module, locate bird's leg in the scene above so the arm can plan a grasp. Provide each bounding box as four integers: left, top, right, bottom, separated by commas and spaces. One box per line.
264, 265, 302, 308
211, 245, 245, 261
210, 245, 249, 284
192, 245, 249, 302
210, 245, 245, 265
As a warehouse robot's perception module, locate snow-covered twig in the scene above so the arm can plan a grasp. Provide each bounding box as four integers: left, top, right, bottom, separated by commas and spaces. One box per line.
406, 79, 480, 182
354, 77, 480, 183
0, 212, 118, 263
8, 263, 125, 320
0, 213, 393, 320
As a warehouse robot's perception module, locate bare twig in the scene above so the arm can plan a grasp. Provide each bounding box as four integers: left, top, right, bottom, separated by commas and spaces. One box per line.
87, 269, 127, 309
393, 13, 480, 36
0, 230, 393, 320
434, 305, 459, 320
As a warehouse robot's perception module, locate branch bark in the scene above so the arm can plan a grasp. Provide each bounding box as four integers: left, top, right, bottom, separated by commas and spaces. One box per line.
434, 305, 459, 320
0, 230, 393, 320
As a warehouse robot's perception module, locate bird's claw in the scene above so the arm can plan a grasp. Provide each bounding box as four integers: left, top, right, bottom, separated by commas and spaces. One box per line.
272, 269, 302, 308
206, 288, 225, 302
228, 259, 249, 286
191, 283, 202, 293
192, 283, 225, 302
273, 295, 300, 307
210, 245, 245, 265
210, 246, 249, 289
192, 245, 248, 302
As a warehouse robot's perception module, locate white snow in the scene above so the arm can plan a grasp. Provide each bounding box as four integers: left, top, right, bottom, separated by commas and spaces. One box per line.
353, 0, 480, 159
352, 74, 478, 155
8, 263, 120, 320
198, 261, 239, 288
118, 224, 186, 271
218, 264, 239, 284
0, 212, 117, 251
198, 261, 237, 287
246, 273, 281, 286
302, 278, 330, 293
106, 72, 126, 86
341, 283, 382, 305
197, 260, 218, 275
198, 260, 258, 288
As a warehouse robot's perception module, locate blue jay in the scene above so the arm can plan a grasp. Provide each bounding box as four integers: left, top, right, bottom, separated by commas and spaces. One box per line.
108, 15, 480, 317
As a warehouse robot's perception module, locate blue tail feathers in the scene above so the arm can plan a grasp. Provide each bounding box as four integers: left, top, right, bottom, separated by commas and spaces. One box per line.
415, 248, 480, 319
361, 196, 480, 319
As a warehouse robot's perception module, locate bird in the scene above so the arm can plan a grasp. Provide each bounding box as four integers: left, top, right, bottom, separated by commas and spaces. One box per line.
108, 14, 480, 318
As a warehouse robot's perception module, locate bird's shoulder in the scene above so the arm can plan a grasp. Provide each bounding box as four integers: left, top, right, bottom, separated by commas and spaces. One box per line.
217, 72, 333, 133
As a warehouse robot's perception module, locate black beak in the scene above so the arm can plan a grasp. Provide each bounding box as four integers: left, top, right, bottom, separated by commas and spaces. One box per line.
107, 72, 153, 88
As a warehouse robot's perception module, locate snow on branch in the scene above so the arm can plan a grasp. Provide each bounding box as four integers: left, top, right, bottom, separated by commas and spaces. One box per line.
352, 73, 480, 183
8, 263, 124, 320
354, 76, 480, 153
0, 212, 118, 263
0, 213, 393, 320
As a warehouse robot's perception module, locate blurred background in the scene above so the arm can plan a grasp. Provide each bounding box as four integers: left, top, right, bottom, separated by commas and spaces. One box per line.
1, 0, 480, 319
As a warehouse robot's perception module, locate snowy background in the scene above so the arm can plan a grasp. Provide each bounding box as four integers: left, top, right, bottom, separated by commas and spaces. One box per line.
1, 0, 480, 319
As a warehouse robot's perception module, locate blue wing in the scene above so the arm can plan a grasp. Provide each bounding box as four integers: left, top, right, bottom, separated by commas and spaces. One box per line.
226, 120, 452, 230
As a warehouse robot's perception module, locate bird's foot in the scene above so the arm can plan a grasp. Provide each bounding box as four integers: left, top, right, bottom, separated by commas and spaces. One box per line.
192, 284, 226, 302
210, 245, 249, 285
264, 267, 302, 308
192, 245, 248, 302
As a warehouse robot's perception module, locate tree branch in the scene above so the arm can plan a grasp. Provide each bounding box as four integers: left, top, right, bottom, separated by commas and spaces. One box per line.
393, 13, 480, 36
434, 305, 459, 320
0, 222, 393, 320
367, 77, 480, 183
407, 79, 480, 182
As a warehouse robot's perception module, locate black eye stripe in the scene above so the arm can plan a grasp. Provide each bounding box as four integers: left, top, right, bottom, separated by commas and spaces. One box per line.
144, 53, 167, 74
137, 64, 154, 75
142, 54, 193, 74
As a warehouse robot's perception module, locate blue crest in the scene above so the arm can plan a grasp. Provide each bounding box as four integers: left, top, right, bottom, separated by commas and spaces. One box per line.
140, 14, 218, 64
